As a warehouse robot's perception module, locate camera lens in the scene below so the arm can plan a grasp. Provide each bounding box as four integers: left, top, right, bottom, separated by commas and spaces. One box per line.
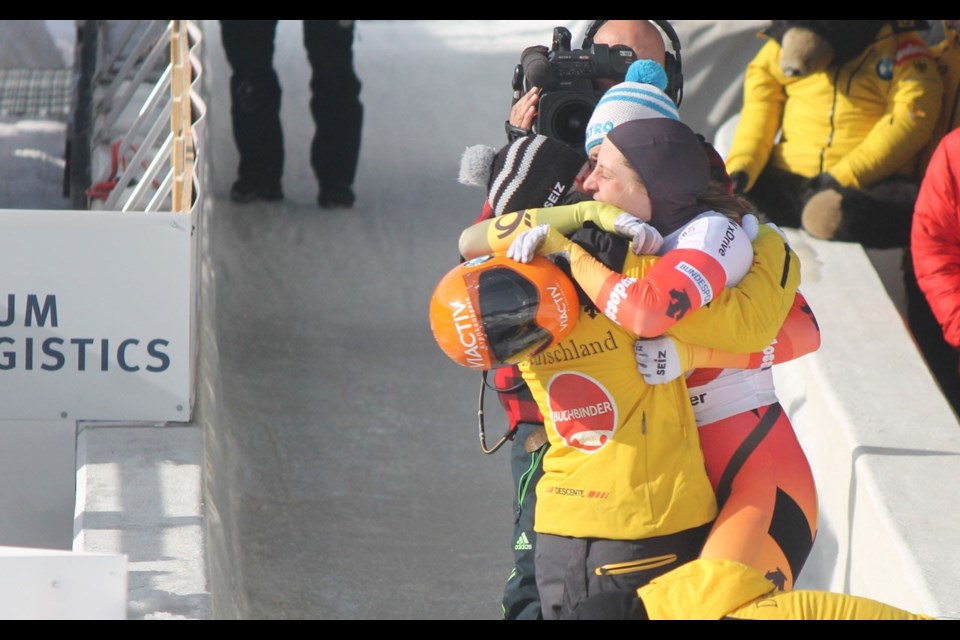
547, 96, 597, 148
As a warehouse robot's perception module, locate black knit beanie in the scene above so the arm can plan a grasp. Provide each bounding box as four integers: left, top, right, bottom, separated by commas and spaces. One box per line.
459, 134, 588, 216
606, 118, 710, 236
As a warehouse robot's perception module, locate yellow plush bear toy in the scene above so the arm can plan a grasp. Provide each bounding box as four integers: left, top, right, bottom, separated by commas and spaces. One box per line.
725, 20, 943, 249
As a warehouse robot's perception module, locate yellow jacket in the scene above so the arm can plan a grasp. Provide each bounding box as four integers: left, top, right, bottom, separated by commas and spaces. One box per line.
458, 204, 799, 539
637, 558, 933, 620
918, 21, 960, 175
727, 22, 943, 190
523, 226, 798, 539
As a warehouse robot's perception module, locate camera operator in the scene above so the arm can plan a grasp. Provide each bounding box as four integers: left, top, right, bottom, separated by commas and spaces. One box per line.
507, 21, 671, 145
485, 20, 699, 621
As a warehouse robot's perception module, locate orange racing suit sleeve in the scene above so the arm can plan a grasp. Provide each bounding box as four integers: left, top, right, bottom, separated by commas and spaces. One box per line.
536, 225, 733, 337
676, 290, 821, 370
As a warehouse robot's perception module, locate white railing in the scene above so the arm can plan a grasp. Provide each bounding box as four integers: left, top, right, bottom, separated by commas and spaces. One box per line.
82, 20, 202, 213
0, 19, 211, 619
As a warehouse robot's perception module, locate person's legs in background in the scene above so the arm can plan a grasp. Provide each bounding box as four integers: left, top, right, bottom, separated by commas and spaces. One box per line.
303, 20, 364, 209
501, 422, 547, 620
220, 20, 284, 203
904, 252, 960, 417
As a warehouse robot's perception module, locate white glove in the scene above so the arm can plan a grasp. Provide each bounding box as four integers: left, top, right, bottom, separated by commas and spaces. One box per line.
741, 213, 760, 241
634, 335, 683, 385
506, 224, 550, 263
615, 213, 663, 255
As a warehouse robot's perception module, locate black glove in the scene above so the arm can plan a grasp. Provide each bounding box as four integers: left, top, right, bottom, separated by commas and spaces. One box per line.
805, 172, 840, 193
729, 170, 749, 195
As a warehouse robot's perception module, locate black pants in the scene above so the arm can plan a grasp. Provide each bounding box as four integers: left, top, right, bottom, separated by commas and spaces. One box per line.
904, 251, 960, 418
220, 20, 363, 191
535, 522, 713, 620
304, 20, 364, 192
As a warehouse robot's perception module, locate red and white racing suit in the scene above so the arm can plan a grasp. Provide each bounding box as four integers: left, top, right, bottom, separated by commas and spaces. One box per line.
646, 213, 821, 592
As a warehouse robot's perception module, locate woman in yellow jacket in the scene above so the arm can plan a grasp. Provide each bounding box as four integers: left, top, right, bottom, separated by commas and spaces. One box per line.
725, 20, 943, 249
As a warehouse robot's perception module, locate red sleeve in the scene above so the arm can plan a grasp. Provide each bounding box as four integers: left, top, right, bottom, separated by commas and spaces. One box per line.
751, 290, 821, 367
684, 290, 821, 380
493, 365, 543, 428
472, 199, 495, 225
911, 130, 960, 348
570, 244, 727, 337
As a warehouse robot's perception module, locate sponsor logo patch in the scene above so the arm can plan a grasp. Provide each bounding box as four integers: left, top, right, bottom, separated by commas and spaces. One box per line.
675, 261, 713, 305
546, 283, 570, 332
546, 371, 617, 453
876, 57, 894, 80
603, 276, 636, 323
894, 37, 930, 66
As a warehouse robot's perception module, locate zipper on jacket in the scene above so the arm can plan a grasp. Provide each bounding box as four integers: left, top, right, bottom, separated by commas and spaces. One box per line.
821, 51, 873, 174
595, 554, 678, 576
821, 67, 842, 174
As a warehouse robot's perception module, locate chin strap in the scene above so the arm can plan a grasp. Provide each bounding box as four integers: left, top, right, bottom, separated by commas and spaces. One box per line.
478, 370, 521, 455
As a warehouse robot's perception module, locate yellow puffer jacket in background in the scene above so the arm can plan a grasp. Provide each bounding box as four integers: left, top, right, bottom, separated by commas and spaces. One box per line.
917, 20, 960, 176
726, 22, 943, 191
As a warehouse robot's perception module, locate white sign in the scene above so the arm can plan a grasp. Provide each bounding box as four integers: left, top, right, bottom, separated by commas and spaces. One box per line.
0, 209, 195, 422
0, 546, 127, 620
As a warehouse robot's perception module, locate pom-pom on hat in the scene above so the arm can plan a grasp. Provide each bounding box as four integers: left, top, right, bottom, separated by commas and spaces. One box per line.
584, 59, 680, 156
459, 134, 588, 217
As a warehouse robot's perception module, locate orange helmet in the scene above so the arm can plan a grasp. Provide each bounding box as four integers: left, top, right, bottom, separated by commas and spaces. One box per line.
429, 254, 579, 370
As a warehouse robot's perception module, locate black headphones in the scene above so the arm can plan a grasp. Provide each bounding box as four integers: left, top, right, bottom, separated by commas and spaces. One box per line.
582, 20, 684, 107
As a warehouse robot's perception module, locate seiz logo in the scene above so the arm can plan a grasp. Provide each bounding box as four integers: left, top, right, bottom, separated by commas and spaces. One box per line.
654, 348, 669, 377
450, 299, 486, 368
494, 210, 534, 240
604, 277, 636, 322
547, 283, 570, 331
544, 181, 568, 207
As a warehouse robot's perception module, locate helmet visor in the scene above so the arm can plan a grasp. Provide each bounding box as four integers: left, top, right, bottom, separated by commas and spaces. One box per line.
478, 267, 552, 365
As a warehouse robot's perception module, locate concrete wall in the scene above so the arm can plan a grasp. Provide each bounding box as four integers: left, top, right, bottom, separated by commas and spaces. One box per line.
777, 229, 960, 618
65, 20, 960, 619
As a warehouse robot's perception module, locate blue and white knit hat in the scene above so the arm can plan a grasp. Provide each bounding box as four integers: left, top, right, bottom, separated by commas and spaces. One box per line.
583, 59, 680, 156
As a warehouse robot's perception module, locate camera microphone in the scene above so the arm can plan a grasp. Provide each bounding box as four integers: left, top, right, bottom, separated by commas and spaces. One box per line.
520, 45, 554, 89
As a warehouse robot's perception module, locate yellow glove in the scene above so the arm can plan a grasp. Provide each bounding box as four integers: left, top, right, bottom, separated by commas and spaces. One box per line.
458, 201, 626, 259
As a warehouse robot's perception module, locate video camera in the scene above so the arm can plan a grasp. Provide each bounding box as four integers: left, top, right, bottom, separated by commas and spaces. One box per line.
512, 26, 637, 152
